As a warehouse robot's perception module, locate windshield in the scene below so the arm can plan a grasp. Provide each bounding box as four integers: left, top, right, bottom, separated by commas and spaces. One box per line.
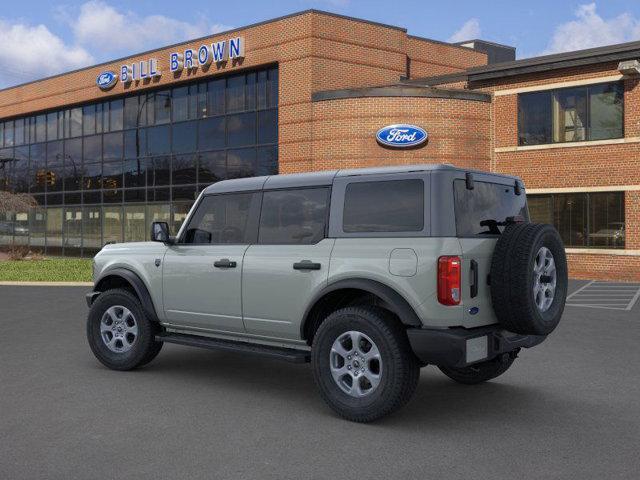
454, 179, 529, 236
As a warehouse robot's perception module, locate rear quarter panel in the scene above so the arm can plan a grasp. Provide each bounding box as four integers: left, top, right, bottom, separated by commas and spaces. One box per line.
329, 237, 464, 328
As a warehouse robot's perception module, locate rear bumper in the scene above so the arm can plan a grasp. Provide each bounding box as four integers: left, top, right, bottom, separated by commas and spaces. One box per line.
407, 325, 546, 368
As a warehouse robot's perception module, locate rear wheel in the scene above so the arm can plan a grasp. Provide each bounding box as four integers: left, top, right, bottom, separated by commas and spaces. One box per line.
87, 288, 163, 371
312, 306, 419, 423
439, 353, 516, 385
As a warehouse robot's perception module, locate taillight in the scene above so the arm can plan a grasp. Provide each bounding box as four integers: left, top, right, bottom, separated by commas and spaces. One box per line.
438, 256, 461, 306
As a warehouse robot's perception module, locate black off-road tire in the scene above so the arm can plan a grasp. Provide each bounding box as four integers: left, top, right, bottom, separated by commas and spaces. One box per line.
490, 223, 568, 335
87, 288, 163, 371
312, 306, 420, 423
439, 354, 516, 385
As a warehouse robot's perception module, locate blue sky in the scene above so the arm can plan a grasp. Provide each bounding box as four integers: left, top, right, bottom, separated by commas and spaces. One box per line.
2, 1, 640, 88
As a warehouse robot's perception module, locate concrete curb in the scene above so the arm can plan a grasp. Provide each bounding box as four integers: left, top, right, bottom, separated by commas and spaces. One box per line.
0, 281, 93, 287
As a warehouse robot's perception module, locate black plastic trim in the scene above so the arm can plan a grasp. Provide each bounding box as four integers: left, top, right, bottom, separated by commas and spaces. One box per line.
93, 268, 159, 321
407, 325, 546, 368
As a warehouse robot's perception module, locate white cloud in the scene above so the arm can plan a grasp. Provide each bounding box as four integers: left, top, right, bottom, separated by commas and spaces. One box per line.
542, 3, 640, 54
448, 18, 481, 43
71, 1, 232, 55
0, 20, 93, 88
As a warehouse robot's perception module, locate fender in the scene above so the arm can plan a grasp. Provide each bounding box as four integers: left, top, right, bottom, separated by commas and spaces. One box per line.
301, 278, 422, 338
93, 268, 160, 322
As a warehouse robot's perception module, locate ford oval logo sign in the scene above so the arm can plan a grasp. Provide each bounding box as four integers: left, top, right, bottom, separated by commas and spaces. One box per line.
96, 71, 118, 90
376, 124, 428, 148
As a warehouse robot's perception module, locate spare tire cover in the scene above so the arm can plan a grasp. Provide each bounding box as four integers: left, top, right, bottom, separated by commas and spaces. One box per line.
490, 223, 568, 335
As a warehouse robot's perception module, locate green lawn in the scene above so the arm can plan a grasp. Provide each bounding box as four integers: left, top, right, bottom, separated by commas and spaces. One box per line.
0, 258, 93, 282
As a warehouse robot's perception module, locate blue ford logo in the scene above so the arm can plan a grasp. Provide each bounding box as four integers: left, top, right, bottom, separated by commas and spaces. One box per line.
96, 71, 118, 90
376, 124, 428, 148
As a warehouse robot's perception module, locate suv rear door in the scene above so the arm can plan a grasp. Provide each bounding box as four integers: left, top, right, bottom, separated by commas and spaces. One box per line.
242, 186, 334, 340
453, 177, 529, 327
162, 192, 261, 333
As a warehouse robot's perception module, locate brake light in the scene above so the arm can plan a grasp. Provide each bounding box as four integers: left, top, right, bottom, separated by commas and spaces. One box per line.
438, 256, 461, 306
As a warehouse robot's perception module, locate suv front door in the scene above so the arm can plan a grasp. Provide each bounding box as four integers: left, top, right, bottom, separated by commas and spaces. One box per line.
162, 192, 260, 333
242, 187, 334, 341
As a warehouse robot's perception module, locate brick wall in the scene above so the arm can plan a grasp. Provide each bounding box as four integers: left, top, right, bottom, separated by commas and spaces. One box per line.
406, 37, 487, 79
476, 63, 640, 281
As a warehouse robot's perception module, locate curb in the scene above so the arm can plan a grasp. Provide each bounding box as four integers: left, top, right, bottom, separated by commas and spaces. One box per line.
0, 281, 93, 287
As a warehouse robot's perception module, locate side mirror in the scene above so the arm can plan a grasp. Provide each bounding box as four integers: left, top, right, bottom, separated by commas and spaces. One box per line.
151, 221, 172, 243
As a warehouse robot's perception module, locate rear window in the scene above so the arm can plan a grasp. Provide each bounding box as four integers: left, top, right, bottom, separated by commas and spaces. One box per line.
343, 179, 424, 233
454, 179, 528, 236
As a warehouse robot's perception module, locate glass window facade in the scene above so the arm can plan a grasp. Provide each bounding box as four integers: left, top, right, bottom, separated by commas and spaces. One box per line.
518, 82, 623, 145
0, 66, 278, 256
528, 192, 625, 248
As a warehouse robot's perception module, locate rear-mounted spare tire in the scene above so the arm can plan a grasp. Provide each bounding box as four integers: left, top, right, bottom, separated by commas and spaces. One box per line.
490, 223, 568, 335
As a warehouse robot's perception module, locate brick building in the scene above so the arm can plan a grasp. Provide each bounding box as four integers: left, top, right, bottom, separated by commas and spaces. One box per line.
0, 10, 637, 280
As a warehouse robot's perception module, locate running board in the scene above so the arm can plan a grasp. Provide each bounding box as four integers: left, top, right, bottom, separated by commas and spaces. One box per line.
155, 332, 311, 363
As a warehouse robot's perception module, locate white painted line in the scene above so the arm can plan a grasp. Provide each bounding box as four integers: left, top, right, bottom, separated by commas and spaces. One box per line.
566, 304, 627, 311
626, 286, 640, 311
566, 280, 595, 301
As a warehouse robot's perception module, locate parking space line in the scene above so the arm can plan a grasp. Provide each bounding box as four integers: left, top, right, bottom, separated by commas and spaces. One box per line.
626, 287, 640, 311
566, 280, 595, 301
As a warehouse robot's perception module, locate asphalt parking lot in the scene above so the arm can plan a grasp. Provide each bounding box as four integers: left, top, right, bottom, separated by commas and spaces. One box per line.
1, 281, 639, 480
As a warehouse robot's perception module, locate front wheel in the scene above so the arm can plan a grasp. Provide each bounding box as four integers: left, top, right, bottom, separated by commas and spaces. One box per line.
86, 288, 163, 371
312, 306, 419, 423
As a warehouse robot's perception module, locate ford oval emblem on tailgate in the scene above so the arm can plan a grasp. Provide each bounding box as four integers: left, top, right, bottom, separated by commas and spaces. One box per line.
96, 71, 118, 90
376, 124, 428, 148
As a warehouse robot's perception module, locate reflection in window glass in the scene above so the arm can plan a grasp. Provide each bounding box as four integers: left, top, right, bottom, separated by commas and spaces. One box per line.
14, 118, 25, 145
172, 121, 197, 153
124, 205, 146, 242
64, 207, 83, 253
70, 108, 83, 138
29, 207, 46, 250
36, 115, 47, 143
172, 87, 189, 122
29, 143, 46, 193
257, 146, 278, 176
4, 121, 14, 146
228, 148, 255, 179
226, 75, 245, 113
124, 158, 148, 188
83, 135, 102, 163
124, 96, 139, 129
152, 156, 171, 186
268, 68, 278, 108
146, 204, 170, 239
46, 207, 63, 251
84, 162, 102, 191
258, 109, 277, 144
14, 146, 30, 193
454, 180, 528, 236
207, 79, 225, 115
103, 132, 123, 160
518, 91, 551, 145
590, 83, 623, 140
83, 105, 96, 136
227, 112, 256, 147
553, 87, 588, 143
198, 116, 225, 151
83, 206, 102, 253
259, 188, 329, 245
102, 160, 123, 190
46, 141, 63, 193
154, 91, 171, 124
110, 100, 124, 131
172, 202, 192, 234
198, 151, 226, 184
103, 206, 123, 244
172, 154, 197, 185
147, 125, 171, 155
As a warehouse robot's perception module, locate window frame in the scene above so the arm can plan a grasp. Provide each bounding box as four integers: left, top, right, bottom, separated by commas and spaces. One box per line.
517, 81, 624, 146
329, 173, 431, 238
256, 186, 331, 245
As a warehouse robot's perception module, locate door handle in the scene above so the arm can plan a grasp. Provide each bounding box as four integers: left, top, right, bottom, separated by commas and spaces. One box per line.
293, 260, 321, 271
470, 259, 479, 298
214, 258, 237, 269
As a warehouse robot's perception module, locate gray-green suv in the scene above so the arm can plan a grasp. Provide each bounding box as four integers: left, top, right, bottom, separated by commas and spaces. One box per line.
86, 164, 568, 422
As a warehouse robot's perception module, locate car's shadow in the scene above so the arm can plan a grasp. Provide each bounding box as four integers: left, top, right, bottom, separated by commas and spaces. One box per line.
108, 343, 618, 432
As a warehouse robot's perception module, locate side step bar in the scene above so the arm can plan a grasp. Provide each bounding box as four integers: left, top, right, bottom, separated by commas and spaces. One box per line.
156, 332, 311, 363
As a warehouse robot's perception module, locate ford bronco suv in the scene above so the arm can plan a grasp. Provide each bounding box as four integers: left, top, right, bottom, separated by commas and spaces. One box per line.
86, 164, 567, 422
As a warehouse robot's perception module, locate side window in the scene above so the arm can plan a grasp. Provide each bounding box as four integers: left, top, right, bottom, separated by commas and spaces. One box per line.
259, 188, 329, 244
182, 192, 258, 244
343, 179, 424, 233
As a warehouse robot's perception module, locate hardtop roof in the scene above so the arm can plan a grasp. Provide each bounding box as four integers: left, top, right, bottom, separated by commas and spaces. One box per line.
202, 164, 520, 194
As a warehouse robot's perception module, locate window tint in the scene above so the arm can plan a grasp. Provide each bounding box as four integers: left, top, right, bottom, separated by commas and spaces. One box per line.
343, 180, 424, 233
183, 193, 257, 244
259, 188, 329, 244
454, 180, 529, 236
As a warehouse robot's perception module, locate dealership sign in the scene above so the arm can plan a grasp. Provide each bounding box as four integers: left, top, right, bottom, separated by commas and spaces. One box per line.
97, 36, 246, 90
376, 124, 428, 148
96, 71, 118, 90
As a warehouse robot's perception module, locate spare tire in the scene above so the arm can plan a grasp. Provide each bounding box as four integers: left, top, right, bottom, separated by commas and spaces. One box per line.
490, 223, 568, 335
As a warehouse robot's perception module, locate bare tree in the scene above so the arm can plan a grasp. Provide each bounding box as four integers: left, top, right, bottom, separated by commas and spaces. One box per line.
0, 191, 37, 215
